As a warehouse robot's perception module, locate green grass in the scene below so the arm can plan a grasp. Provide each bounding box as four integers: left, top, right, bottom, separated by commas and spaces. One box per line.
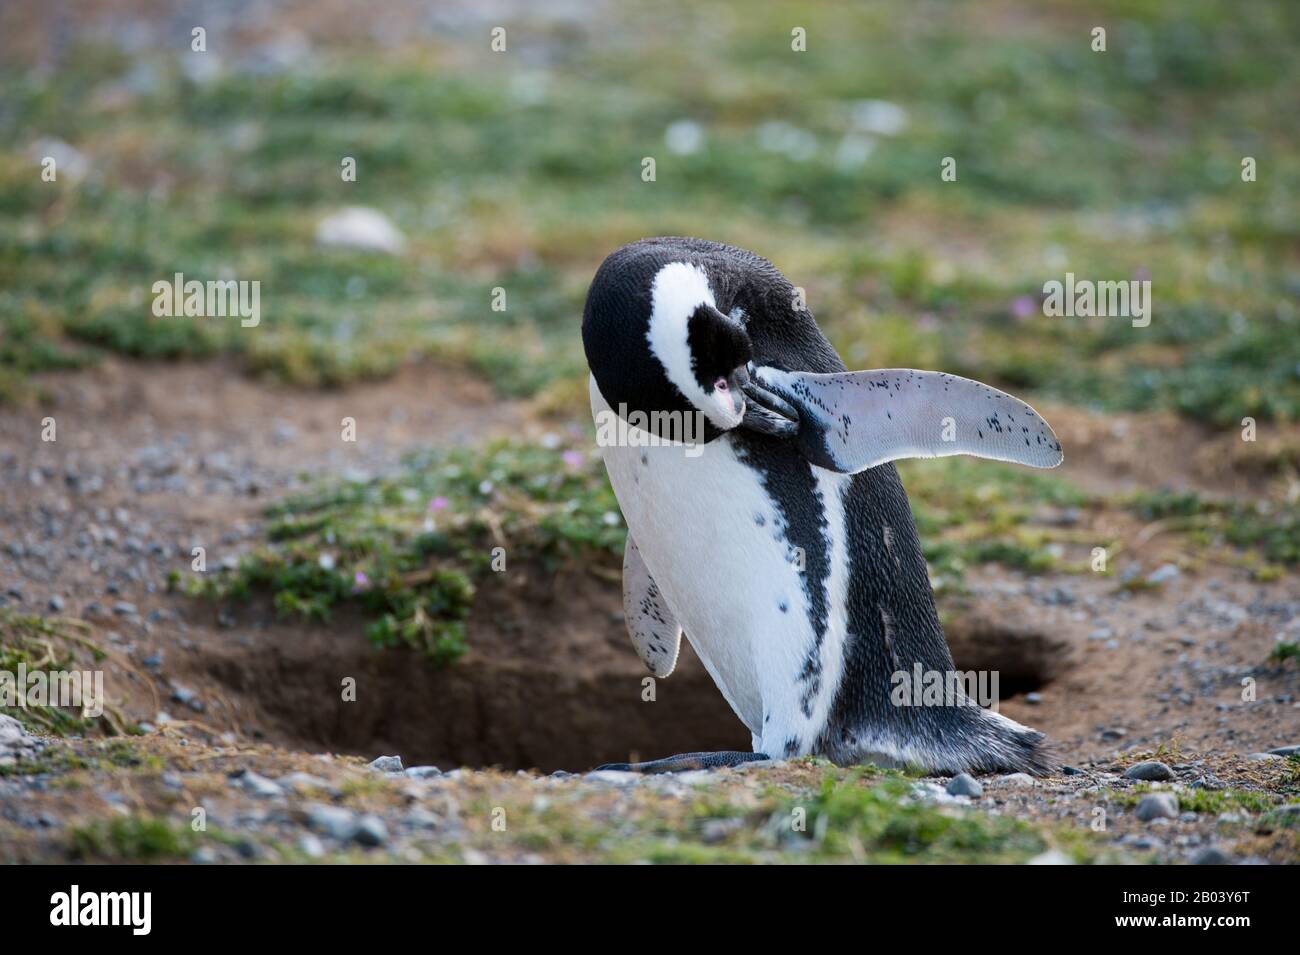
68, 814, 204, 862
1129, 488, 1300, 566
902, 459, 1300, 593
176, 439, 624, 663
1, 1, 1297, 423
1108, 783, 1281, 815
772, 773, 1051, 863
524, 762, 1089, 864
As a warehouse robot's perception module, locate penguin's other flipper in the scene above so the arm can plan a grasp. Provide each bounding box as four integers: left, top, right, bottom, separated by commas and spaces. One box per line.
757, 367, 1064, 474
595, 751, 771, 773
623, 536, 683, 677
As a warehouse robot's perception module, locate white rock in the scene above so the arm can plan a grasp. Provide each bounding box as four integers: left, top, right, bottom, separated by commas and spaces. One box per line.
0, 714, 40, 765
28, 138, 90, 183
1027, 849, 1074, 865
584, 770, 642, 786
665, 120, 705, 156
316, 207, 406, 255
849, 99, 909, 136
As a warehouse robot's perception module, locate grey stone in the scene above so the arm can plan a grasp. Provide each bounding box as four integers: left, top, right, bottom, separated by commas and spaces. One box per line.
1124, 761, 1175, 781
306, 804, 356, 840
406, 807, 441, 830
353, 814, 387, 847
404, 765, 442, 779
231, 770, 283, 799
1146, 564, 1180, 585
946, 773, 983, 797
368, 755, 403, 773
1135, 793, 1179, 822
0, 714, 41, 765
1192, 846, 1232, 865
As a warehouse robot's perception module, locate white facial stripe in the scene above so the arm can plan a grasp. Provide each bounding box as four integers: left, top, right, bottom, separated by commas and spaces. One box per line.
646, 262, 743, 430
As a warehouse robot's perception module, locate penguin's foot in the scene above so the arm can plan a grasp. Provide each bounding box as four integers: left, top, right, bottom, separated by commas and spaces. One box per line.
594, 751, 771, 774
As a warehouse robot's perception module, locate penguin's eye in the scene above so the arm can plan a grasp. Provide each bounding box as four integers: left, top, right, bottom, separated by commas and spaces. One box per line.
713, 377, 729, 392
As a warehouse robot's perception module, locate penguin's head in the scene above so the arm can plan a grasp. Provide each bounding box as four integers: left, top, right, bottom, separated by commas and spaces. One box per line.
582, 247, 800, 441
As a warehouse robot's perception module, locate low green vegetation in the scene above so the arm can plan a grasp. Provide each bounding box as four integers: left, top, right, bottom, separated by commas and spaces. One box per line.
68, 814, 206, 862
1, 2, 1296, 425
1108, 783, 1283, 815
176, 440, 623, 663
900, 456, 1091, 591
0, 610, 133, 737
1130, 488, 1300, 566
517, 761, 1089, 864
769, 772, 1051, 863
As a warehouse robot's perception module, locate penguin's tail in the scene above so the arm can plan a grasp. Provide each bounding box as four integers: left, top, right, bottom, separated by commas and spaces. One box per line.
953, 706, 1057, 776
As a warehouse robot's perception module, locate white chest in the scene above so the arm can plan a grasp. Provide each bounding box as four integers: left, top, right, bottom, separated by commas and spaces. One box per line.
590, 377, 851, 742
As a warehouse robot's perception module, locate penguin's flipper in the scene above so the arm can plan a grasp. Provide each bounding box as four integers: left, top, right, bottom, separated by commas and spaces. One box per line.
756, 367, 1064, 474
623, 536, 683, 677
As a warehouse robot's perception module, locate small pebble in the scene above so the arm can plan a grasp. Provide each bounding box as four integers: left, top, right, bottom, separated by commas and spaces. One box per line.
353, 814, 387, 847
1124, 761, 1175, 781
1135, 793, 1179, 822
1146, 563, 1180, 585
306, 804, 356, 840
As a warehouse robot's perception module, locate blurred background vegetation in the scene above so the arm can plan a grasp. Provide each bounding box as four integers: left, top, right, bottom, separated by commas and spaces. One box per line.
1, 0, 1297, 424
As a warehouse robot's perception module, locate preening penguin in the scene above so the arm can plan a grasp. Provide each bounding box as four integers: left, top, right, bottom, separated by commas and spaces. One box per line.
583, 237, 1062, 775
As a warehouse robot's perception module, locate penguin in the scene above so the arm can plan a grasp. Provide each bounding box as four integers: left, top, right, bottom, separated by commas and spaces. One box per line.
582, 237, 1062, 775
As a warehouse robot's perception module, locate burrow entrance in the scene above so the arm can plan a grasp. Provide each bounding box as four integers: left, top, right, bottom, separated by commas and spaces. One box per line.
175, 569, 1067, 772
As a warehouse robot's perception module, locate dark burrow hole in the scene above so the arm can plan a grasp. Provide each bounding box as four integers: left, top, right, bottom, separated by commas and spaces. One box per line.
189, 575, 1067, 773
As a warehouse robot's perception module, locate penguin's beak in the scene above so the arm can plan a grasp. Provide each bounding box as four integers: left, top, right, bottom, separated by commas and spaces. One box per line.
735, 363, 800, 437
